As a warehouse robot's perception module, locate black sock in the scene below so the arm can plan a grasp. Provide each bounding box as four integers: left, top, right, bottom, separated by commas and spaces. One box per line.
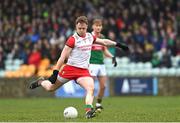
97, 98, 102, 104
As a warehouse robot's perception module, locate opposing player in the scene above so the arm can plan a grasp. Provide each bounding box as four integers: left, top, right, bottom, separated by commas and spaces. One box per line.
89, 19, 117, 112
29, 16, 128, 119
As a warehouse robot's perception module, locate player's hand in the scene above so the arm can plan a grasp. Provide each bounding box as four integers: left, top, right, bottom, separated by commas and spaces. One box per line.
112, 56, 117, 67
48, 70, 59, 84
116, 42, 129, 51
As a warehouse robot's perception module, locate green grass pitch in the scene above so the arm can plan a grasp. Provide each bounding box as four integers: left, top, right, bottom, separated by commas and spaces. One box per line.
0, 96, 180, 122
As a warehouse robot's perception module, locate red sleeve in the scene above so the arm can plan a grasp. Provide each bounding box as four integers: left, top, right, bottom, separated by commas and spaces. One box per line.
66, 36, 75, 48
93, 35, 96, 43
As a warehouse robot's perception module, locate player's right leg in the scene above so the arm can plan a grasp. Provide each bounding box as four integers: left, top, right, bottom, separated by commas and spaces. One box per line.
29, 77, 45, 89
76, 76, 96, 119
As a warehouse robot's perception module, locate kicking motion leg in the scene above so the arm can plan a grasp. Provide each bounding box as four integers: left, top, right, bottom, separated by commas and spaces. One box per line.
29, 69, 66, 91
29, 77, 45, 89
29, 76, 65, 92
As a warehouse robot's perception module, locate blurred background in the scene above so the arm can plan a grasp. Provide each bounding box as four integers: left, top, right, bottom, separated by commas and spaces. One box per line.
0, 0, 179, 97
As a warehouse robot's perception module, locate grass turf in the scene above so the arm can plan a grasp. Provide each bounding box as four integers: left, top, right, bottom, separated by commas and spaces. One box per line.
0, 96, 180, 122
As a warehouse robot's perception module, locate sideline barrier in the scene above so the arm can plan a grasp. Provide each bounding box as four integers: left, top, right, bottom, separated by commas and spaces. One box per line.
0, 77, 180, 97
0, 78, 54, 98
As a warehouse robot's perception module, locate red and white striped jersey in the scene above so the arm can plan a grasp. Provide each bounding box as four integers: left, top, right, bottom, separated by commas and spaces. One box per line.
66, 32, 96, 69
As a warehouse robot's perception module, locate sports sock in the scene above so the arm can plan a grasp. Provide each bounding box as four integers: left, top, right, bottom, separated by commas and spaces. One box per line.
96, 103, 102, 107
97, 98, 102, 103
85, 104, 93, 112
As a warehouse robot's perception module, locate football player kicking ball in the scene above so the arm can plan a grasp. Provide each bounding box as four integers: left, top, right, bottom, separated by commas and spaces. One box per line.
29, 16, 129, 119
89, 19, 118, 112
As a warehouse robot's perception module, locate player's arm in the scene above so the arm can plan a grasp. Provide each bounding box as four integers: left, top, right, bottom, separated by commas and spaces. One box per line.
95, 38, 116, 46
103, 47, 117, 67
48, 36, 74, 84
95, 38, 129, 51
54, 45, 72, 70
48, 45, 72, 84
54, 36, 74, 70
103, 47, 113, 58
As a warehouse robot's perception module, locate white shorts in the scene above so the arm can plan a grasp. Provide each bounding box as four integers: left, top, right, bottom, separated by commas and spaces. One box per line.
89, 64, 107, 77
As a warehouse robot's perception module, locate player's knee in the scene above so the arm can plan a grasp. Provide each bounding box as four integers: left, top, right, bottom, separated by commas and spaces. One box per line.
87, 86, 94, 94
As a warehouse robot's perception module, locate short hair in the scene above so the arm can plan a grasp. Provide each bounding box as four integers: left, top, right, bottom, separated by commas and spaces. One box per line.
92, 18, 102, 25
75, 16, 88, 25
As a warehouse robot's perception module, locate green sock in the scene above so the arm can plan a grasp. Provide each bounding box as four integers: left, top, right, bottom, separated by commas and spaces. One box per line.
85, 104, 93, 112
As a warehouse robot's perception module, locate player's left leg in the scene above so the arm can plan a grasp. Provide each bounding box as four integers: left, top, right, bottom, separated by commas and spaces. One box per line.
76, 76, 96, 118
96, 64, 107, 112
96, 76, 107, 111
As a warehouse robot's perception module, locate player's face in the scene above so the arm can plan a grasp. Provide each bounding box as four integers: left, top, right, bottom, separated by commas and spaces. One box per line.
76, 23, 88, 36
92, 23, 102, 33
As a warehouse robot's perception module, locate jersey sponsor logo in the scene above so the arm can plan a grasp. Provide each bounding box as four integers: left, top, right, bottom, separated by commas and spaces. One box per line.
77, 44, 92, 51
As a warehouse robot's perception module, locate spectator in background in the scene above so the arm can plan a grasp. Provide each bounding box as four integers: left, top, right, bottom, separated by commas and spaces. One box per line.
143, 40, 154, 62
28, 44, 41, 68
0, 46, 5, 70
176, 38, 180, 55
49, 32, 64, 63
160, 48, 172, 68
151, 53, 161, 68
49, 32, 60, 46
0, 0, 178, 70
41, 38, 51, 59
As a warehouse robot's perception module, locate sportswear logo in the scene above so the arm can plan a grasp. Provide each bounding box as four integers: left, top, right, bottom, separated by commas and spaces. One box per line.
121, 79, 130, 93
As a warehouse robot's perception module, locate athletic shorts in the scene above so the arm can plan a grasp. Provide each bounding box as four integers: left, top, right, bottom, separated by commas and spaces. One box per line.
57, 64, 91, 83
89, 64, 107, 76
